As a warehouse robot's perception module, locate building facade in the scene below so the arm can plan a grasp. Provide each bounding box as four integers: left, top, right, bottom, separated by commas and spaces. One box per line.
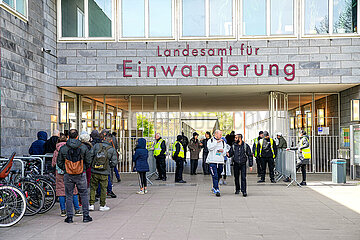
1, 0, 360, 174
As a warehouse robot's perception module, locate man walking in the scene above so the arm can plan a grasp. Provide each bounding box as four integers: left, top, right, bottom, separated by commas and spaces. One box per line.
253, 131, 264, 177
172, 135, 186, 183
227, 134, 253, 197
153, 133, 167, 181
89, 133, 118, 211
206, 130, 228, 197
57, 129, 92, 223
257, 131, 277, 183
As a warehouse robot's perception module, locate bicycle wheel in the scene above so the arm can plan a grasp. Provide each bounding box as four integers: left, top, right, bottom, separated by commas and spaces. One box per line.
0, 185, 26, 227
18, 180, 45, 216
36, 177, 56, 214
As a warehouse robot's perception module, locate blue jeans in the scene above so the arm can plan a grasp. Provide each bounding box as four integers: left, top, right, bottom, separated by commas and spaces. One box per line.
97, 175, 112, 195
114, 166, 120, 180
209, 163, 223, 191
59, 195, 80, 211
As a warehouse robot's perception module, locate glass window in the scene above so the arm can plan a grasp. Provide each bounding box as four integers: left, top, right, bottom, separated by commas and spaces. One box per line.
3, 0, 14, 8
243, 0, 266, 35
88, 0, 112, 37
1, 0, 27, 17
122, 0, 145, 37
333, 0, 357, 33
149, 0, 172, 37
305, 0, 329, 34
62, 0, 85, 37
271, 0, 294, 35
209, 0, 233, 36
182, 0, 206, 36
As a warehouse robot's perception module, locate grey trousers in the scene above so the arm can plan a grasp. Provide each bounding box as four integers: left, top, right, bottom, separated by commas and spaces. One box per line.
64, 173, 89, 217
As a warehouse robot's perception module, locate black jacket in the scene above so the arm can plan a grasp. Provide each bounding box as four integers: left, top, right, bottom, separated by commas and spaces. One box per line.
257, 138, 278, 158
201, 138, 210, 153
44, 136, 59, 153
228, 142, 253, 166
57, 139, 92, 173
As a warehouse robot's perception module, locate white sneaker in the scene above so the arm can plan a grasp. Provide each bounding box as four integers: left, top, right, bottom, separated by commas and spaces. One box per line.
89, 205, 95, 211
219, 179, 224, 185
99, 205, 110, 211
223, 180, 227, 185
144, 189, 148, 194
137, 190, 145, 195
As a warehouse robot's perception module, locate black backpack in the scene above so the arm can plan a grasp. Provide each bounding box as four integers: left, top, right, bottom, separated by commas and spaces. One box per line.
92, 143, 112, 171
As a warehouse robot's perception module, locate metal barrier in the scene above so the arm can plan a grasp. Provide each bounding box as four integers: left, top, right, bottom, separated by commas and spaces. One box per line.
275, 150, 301, 187
30, 154, 53, 175
0, 158, 25, 178
146, 150, 157, 185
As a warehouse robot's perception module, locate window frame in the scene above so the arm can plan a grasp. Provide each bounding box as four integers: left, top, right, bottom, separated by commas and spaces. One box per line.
118, 0, 176, 41
301, 0, 360, 38
239, 0, 298, 39
0, 0, 28, 22
180, 0, 237, 40
57, 0, 116, 41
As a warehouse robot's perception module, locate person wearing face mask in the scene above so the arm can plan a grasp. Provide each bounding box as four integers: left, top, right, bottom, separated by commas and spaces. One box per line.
257, 131, 277, 183
227, 134, 253, 197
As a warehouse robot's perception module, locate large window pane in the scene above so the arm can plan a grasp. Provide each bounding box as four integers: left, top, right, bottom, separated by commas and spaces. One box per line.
149, 0, 172, 37
122, 0, 145, 37
333, 0, 357, 33
16, 0, 26, 16
210, 0, 233, 36
62, 0, 85, 37
3, 0, 14, 8
89, 0, 112, 37
271, 0, 293, 35
305, 0, 329, 34
243, 0, 266, 35
182, 0, 205, 36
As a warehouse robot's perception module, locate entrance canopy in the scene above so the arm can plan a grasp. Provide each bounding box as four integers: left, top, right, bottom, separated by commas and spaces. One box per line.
63, 84, 355, 112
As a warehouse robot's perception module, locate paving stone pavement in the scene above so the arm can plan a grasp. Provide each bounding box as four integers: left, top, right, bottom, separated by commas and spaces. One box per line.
1, 173, 359, 240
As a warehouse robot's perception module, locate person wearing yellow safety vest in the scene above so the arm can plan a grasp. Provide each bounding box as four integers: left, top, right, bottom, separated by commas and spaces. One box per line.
153, 133, 167, 181
290, 130, 311, 186
257, 131, 277, 183
252, 131, 264, 178
172, 135, 186, 183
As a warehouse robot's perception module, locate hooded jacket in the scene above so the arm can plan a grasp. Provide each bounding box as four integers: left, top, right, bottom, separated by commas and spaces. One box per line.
29, 131, 48, 155
56, 138, 92, 174
206, 137, 229, 164
277, 136, 287, 149
90, 130, 102, 146
90, 140, 118, 175
133, 138, 150, 172
44, 136, 59, 154
228, 141, 253, 166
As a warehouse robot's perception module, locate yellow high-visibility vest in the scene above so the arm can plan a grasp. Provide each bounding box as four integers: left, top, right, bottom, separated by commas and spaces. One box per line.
153, 139, 164, 156
172, 141, 184, 158
253, 138, 259, 157
300, 136, 311, 159
259, 138, 275, 158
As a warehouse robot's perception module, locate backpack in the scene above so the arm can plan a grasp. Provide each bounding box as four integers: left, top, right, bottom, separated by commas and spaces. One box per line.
92, 143, 112, 171
65, 147, 83, 175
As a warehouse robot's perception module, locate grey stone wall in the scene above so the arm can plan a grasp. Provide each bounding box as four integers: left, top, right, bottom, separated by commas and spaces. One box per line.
0, 0, 60, 156
57, 39, 360, 87
340, 85, 360, 127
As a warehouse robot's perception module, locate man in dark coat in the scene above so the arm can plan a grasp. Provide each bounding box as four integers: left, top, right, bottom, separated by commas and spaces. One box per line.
201, 131, 211, 175
257, 131, 278, 183
180, 132, 189, 163
44, 130, 60, 154
29, 131, 48, 155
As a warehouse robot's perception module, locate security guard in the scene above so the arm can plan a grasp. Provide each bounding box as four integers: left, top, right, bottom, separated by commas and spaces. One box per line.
252, 131, 264, 177
153, 133, 167, 181
290, 130, 311, 186
172, 135, 186, 183
257, 131, 277, 183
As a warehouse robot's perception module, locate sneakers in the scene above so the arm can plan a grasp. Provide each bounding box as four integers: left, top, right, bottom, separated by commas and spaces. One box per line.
107, 191, 117, 198
64, 217, 73, 223
60, 210, 66, 217
144, 188, 148, 194
83, 215, 93, 223
75, 210, 82, 216
223, 180, 227, 185
235, 190, 240, 195
219, 179, 224, 185
137, 190, 145, 195
300, 181, 307, 186
211, 188, 216, 194
176, 180, 187, 183
117, 178, 121, 183
257, 179, 265, 183
215, 190, 221, 197
99, 206, 110, 211
89, 205, 95, 211
270, 179, 276, 183
242, 192, 248, 197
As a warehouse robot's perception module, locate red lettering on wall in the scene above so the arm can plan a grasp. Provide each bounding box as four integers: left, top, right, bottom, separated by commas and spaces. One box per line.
192, 49, 198, 56
182, 45, 189, 56
123, 60, 132, 77
212, 57, 223, 76
200, 49, 206, 56
243, 64, 250, 76
228, 65, 239, 76
284, 64, 295, 81
198, 65, 207, 77
161, 66, 177, 77
147, 66, 156, 77
255, 64, 263, 76
269, 64, 279, 76
181, 65, 192, 77
208, 49, 215, 56
164, 49, 171, 57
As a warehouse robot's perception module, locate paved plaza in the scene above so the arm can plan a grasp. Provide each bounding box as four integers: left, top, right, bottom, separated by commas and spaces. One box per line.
1, 173, 360, 240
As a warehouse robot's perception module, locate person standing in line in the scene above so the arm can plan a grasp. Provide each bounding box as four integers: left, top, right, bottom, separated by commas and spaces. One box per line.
180, 132, 189, 164
289, 130, 311, 186
57, 129, 92, 223
89, 133, 118, 211
153, 133, 167, 181
227, 134, 253, 197
44, 130, 60, 154
188, 132, 201, 175
206, 130, 228, 197
257, 131, 277, 183
29, 131, 48, 155
111, 132, 121, 183
173, 135, 186, 183
201, 131, 211, 175
79, 132, 93, 188
276, 132, 287, 150
133, 138, 150, 194
253, 131, 264, 177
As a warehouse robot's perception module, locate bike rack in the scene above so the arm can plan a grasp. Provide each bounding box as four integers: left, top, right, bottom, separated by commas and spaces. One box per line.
0, 158, 25, 178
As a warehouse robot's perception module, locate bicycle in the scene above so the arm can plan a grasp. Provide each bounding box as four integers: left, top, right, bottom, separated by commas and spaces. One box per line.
0, 153, 27, 227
